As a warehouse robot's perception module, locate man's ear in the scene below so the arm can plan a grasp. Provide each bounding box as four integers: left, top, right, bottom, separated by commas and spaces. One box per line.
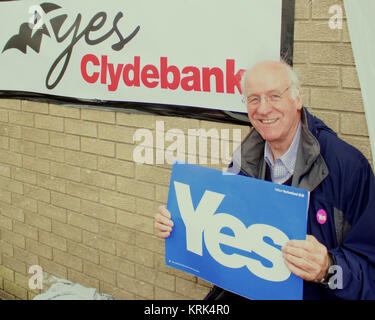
294, 90, 303, 111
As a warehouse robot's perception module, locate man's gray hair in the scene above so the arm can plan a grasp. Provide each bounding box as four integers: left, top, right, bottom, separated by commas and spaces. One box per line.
241, 59, 301, 101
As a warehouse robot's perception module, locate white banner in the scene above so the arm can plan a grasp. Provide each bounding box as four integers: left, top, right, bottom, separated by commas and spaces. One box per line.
344, 0, 375, 166
0, 0, 283, 113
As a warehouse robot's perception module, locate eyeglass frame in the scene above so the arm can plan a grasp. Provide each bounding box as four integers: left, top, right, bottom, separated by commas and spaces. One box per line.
242, 84, 292, 107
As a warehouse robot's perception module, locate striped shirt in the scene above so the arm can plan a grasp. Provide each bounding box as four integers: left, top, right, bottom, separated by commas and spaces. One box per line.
264, 122, 301, 184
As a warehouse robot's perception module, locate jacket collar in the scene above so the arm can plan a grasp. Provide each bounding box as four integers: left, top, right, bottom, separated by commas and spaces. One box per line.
232, 107, 329, 191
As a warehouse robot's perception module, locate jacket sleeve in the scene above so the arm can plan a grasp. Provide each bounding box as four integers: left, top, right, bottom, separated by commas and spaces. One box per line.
327, 159, 375, 299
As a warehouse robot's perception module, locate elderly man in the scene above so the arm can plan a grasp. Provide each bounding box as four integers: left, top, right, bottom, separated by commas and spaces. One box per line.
155, 60, 375, 300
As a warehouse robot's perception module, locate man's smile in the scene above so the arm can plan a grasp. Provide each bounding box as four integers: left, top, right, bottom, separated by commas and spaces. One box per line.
259, 118, 279, 125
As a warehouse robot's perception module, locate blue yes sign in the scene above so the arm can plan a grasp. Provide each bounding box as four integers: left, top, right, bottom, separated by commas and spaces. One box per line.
165, 163, 309, 300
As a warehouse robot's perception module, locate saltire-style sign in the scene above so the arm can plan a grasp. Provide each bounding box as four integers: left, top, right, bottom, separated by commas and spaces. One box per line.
165, 162, 309, 300
0, 0, 293, 123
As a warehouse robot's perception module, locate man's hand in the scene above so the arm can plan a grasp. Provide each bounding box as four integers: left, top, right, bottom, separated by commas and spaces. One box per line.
154, 205, 174, 239
282, 235, 330, 282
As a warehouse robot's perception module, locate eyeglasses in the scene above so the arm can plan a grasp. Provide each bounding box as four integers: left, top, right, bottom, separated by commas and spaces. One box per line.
243, 85, 291, 107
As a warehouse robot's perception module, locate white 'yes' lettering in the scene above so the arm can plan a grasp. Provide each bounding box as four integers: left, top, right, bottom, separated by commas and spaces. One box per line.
174, 181, 291, 282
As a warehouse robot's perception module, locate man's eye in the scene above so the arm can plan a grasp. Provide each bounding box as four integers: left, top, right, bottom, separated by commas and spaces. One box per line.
248, 97, 259, 104
270, 94, 281, 100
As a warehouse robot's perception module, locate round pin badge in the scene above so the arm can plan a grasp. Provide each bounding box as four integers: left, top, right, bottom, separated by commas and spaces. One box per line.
316, 209, 327, 224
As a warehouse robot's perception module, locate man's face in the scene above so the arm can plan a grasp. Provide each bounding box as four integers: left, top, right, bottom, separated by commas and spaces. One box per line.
244, 62, 303, 153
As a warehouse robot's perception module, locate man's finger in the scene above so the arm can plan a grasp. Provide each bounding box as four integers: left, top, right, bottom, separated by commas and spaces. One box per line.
283, 250, 314, 272
285, 239, 314, 252
155, 212, 174, 227
306, 234, 318, 243
154, 220, 172, 232
282, 244, 307, 259
157, 230, 171, 239
158, 205, 171, 218
283, 257, 315, 282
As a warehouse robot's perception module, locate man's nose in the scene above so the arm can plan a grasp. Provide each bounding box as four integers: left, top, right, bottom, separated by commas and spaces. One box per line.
256, 96, 272, 114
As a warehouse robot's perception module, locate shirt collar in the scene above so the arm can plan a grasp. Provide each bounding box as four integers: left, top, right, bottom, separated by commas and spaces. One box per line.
264, 121, 301, 174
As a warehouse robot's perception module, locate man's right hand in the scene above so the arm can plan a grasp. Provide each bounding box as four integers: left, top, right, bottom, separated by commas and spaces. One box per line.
154, 205, 174, 239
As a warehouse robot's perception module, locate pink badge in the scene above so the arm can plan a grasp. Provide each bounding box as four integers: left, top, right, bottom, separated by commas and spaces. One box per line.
316, 209, 327, 224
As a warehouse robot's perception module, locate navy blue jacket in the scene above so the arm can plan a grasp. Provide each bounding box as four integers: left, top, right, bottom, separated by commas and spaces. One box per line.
230, 107, 375, 300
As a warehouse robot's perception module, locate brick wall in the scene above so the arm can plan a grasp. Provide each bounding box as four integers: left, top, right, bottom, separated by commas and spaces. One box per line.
294, 0, 372, 162
0, 100, 247, 300
0, 0, 373, 300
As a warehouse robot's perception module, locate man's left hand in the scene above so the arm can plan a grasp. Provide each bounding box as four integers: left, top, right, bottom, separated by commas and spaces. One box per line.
282, 235, 330, 282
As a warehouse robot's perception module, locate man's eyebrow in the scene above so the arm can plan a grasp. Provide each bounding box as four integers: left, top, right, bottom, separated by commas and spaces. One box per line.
247, 88, 283, 96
